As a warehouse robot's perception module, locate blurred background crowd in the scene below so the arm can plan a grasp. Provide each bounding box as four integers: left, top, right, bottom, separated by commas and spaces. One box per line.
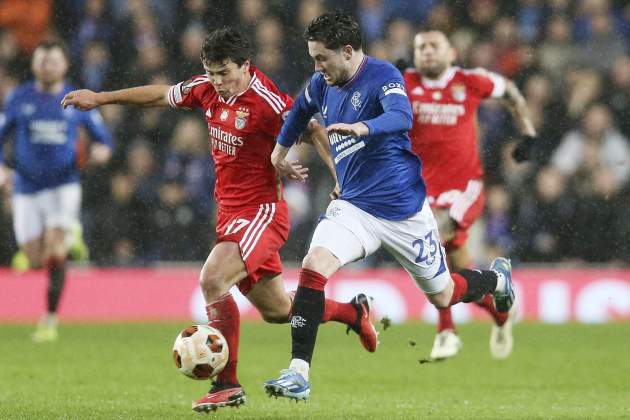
1, 0, 629, 267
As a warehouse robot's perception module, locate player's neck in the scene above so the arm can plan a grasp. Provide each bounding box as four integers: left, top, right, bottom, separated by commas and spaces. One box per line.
35, 80, 65, 95
421, 66, 452, 81
342, 50, 365, 85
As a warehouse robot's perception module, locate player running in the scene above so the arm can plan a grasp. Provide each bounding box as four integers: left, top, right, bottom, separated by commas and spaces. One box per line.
264, 12, 515, 401
61, 28, 377, 413
405, 30, 537, 360
0, 40, 112, 343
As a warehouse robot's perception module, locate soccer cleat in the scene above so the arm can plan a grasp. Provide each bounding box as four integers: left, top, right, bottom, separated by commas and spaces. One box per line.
263, 369, 310, 401
31, 323, 58, 343
429, 329, 463, 360
490, 257, 515, 313
346, 294, 379, 352
191, 382, 246, 412
490, 305, 517, 360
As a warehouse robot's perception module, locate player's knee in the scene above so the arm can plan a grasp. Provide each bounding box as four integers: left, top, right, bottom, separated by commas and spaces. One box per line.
427, 290, 452, 309
302, 247, 339, 277
199, 269, 228, 297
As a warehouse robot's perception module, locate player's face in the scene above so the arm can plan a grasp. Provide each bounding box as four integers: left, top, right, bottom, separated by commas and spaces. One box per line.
308, 41, 352, 86
31, 47, 68, 85
413, 32, 455, 78
203, 59, 250, 99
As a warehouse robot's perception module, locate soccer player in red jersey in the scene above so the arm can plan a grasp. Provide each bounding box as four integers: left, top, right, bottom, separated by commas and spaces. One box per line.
404, 31, 537, 360
62, 28, 378, 412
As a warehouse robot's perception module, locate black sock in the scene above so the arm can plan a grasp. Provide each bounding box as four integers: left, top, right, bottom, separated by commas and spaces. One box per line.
47, 264, 66, 313
290, 286, 325, 364
456, 269, 497, 303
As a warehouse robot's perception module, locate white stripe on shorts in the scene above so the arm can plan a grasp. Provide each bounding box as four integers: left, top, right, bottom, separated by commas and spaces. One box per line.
449, 179, 483, 223
241, 203, 276, 260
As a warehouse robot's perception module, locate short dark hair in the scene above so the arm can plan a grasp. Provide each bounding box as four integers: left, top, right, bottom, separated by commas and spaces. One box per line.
304, 11, 362, 51
200, 28, 252, 66
35, 39, 70, 60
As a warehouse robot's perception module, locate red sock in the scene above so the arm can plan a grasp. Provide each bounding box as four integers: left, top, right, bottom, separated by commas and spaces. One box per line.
449, 273, 468, 305
476, 294, 508, 326
322, 299, 357, 325
437, 307, 456, 332
206, 293, 240, 385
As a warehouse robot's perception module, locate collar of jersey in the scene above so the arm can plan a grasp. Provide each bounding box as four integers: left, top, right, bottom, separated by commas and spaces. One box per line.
338, 55, 368, 90
421, 66, 457, 89
218, 72, 257, 105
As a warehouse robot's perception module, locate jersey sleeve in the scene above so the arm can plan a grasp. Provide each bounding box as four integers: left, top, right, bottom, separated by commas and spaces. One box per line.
81, 108, 112, 147
464, 68, 506, 99
167, 76, 209, 110
0, 89, 18, 164
362, 67, 412, 136
261, 91, 294, 138
276, 75, 320, 147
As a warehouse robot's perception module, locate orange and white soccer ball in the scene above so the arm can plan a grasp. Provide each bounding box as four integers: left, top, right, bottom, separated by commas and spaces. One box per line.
172, 325, 229, 380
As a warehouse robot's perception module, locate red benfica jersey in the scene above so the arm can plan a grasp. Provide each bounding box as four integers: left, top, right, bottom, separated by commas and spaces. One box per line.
404, 66, 505, 196
167, 66, 292, 210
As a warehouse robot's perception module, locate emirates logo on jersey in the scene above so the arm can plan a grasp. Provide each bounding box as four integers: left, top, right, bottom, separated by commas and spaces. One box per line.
235, 107, 249, 130
451, 84, 467, 102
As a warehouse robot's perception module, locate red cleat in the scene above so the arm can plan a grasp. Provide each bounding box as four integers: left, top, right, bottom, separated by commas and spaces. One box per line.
347, 294, 379, 352
192, 382, 246, 413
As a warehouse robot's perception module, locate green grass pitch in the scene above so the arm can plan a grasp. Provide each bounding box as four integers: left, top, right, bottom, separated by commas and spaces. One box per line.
0, 321, 629, 419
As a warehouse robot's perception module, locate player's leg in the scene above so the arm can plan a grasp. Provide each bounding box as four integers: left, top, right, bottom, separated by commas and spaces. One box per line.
265, 199, 378, 400
193, 241, 248, 412
247, 271, 378, 351
430, 208, 462, 359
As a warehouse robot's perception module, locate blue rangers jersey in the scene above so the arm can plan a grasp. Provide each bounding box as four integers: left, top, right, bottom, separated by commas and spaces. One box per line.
0, 81, 112, 193
277, 56, 425, 220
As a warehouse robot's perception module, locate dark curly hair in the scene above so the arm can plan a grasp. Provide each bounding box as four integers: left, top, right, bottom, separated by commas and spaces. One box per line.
35, 39, 70, 60
304, 11, 362, 51
200, 28, 252, 66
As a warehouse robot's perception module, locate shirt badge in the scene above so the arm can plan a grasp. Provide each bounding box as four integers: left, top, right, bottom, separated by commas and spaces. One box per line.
351, 91, 362, 111
220, 109, 229, 121
451, 84, 467, 102
235, 108, 249, 130
432, 91, 442, 101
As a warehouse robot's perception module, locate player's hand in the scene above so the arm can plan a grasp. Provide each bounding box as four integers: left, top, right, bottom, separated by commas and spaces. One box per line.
275, 160, 309, 182
61, 89, 100, 111
330, 182, 340, 200
512, 135, 537, 162
326, 122, 369, 137
89, 143, 112, 166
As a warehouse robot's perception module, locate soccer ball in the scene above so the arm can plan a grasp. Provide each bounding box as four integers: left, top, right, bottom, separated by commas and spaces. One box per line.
172, 325, 229, 380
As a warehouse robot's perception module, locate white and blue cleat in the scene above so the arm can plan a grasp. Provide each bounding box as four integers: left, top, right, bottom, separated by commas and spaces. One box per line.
263, 369, 310, 402
490, 257, 515, 313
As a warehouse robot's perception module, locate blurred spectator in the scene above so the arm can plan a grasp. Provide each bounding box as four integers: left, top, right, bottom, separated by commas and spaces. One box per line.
606, 56, 630, 138
0, 0, 52, 54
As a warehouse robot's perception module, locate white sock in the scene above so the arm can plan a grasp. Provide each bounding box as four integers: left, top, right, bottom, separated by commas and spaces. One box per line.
289, 358, 310, 381
493, 270, 506, 292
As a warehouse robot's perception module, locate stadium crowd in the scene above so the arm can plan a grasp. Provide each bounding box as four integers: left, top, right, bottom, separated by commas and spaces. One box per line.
1, 0, 629, 266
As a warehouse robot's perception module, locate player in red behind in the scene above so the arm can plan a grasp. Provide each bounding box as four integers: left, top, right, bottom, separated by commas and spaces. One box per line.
404, 31, 537, 360
62, 28, 377, 412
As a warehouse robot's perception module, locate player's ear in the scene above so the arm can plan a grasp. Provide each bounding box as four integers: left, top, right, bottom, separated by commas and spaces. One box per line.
448, 46, 457, 64
342, 45, 353, 61
242, 59, 251, 72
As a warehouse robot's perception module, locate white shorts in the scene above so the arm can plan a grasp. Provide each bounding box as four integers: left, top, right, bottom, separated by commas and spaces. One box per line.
309, 199, 451, 294
12, 183, 81, 245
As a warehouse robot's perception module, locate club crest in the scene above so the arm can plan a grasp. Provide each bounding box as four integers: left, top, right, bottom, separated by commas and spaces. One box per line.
351, 91, 362, 111
235, 108, 249, 129
451, 84, 467, 102
220, 109, 229, 121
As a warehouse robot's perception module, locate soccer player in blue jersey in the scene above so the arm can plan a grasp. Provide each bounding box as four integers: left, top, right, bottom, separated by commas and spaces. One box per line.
263, 11, 515, 400
0, 40, 112, 342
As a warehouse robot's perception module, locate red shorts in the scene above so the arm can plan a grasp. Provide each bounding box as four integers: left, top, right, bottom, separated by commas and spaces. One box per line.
216, 201, 290, 295
429, 179, 485, 250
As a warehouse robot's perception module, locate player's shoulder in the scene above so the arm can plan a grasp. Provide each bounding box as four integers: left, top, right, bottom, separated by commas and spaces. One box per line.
403, 67, 421, 83
181, 74, 213, 92
7, 81, 35, 101
249, 67, 289, 115
456, 67, 495, 82
366, 57, 402, 79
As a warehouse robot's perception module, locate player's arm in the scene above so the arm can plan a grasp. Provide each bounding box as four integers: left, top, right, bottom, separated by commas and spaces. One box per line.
61, 85, 171, 111
272, 81, 318, 181
81, 109, 113, 166
327, 80, 412, 138
302, 119, 339, 198
502, 79, 538, 162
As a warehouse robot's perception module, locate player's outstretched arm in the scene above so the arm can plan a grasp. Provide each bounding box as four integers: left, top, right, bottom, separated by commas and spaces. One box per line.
61, 85, 171, 110
503, 79, 538, 162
